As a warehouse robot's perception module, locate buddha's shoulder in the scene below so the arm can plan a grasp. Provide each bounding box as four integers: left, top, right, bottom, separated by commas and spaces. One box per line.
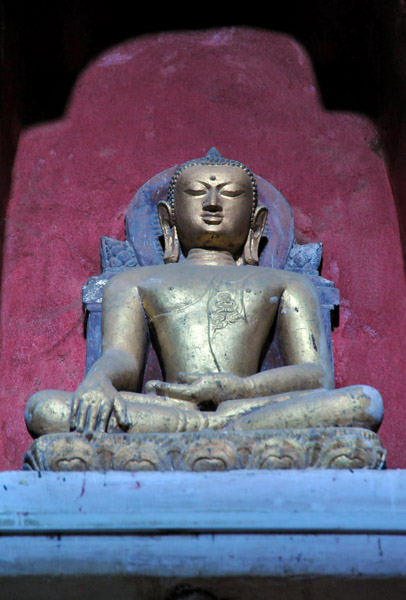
103, 265, 167, 287
237, 266, 317, 298
238, 264, 314, 286
103, 263, 314, 292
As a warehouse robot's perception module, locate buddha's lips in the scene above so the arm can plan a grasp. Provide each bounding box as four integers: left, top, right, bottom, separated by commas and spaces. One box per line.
201, 213, 223, 225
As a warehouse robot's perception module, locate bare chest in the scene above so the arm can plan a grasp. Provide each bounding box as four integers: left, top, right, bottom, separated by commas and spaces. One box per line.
138, 269, 280, 327
136, 268, 282, 377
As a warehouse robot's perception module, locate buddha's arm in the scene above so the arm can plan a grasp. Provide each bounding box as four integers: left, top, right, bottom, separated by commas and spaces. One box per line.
71, 273, 148, 432
247, 275, 334, 396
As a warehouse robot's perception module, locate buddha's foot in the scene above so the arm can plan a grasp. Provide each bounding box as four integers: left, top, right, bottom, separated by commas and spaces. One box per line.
23, 428, 386, 472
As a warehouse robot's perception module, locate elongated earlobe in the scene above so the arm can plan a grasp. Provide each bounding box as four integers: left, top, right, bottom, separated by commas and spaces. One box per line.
158, 201, 180, 263
243, 206, 268, 265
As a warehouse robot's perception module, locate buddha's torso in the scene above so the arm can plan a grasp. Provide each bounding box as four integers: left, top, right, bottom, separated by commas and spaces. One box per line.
134, 263, 286, 381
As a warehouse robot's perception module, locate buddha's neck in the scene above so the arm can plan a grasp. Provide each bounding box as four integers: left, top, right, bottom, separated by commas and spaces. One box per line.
185, 248, 236, 266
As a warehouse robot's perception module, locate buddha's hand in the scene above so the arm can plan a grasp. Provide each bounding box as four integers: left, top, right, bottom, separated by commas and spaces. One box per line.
145, 372, 254, 406
70, 377, 130, 433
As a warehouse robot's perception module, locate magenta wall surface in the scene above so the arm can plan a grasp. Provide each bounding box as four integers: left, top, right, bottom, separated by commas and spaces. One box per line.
1, 28, 404, 469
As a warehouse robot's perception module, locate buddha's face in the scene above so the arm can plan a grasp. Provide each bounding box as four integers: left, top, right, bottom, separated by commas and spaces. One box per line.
174, 165, 254, 256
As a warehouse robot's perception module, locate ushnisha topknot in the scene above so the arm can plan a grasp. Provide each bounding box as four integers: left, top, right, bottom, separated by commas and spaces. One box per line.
167, 147, 258, 223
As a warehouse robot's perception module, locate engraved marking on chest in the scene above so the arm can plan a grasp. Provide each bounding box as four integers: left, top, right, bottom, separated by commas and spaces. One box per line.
208, 290, 247, 336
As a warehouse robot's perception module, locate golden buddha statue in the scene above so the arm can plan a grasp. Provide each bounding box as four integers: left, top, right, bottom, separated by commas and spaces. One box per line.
24, 149, 385, 471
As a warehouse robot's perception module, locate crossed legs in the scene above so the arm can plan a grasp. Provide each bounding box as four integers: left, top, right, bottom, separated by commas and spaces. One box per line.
25, 384, 383, 438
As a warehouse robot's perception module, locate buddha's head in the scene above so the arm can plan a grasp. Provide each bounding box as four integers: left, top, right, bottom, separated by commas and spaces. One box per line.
158, 148, 268, 264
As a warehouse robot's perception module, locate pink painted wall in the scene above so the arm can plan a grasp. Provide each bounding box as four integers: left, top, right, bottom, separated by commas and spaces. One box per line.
1, 27, 405, 469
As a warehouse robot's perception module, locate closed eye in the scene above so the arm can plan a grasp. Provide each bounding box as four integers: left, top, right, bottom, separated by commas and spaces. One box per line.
220, 189, 244, 198
185, 187, 207, 196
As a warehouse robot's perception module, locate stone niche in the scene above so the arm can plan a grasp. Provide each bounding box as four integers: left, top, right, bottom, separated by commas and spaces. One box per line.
1, 27, 405, 470
0, 20, 406, 599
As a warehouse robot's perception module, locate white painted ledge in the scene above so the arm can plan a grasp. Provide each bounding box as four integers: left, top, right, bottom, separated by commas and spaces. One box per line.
0, 469, 406, 594
1, 469, 405, 534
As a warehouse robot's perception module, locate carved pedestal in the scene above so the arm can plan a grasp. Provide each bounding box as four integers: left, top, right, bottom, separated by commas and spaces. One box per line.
23, 428, 386, 472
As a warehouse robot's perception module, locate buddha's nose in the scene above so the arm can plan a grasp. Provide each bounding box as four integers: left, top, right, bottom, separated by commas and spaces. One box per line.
202, 188, 222, 211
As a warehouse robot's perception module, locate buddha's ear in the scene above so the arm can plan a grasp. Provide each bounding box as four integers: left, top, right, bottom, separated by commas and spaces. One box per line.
243, 206, 268, 266
158, 201, 180, 264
